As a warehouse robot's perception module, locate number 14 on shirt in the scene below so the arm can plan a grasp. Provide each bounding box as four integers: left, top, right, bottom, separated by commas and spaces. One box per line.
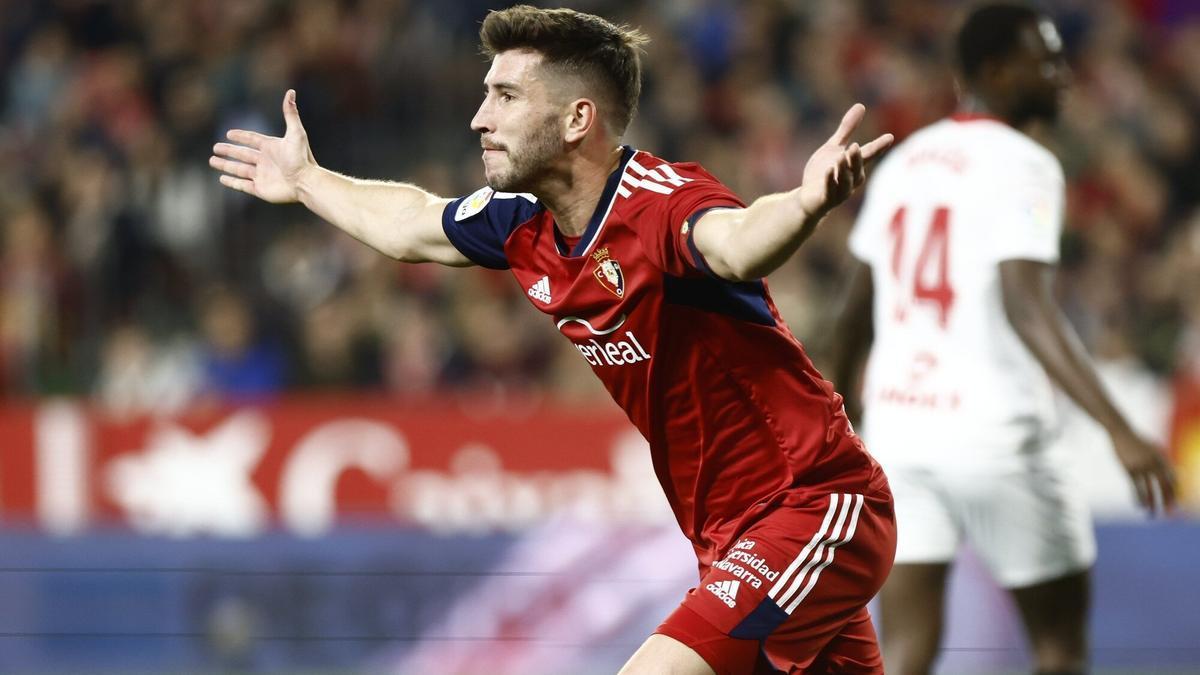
887, 205, 955, 328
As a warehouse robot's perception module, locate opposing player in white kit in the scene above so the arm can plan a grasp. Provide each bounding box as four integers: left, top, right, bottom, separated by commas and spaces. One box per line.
830, 4, 1176, 675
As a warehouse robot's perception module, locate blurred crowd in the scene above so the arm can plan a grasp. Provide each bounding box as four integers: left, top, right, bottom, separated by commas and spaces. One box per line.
1, 0, 1198, 428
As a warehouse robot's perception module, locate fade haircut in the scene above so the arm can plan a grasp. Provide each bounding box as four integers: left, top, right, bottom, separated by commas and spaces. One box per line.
480, 5, 649, 136
956, 2, 1042, 82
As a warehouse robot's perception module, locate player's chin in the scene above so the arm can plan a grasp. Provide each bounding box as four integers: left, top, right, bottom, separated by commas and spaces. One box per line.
485, 172, 519, 193
487, 167, 534, 193
1033, 93, 1062, 123
481, 162, 502, 184
1016, 99, 1059, 126
1037, 105, 1060, 124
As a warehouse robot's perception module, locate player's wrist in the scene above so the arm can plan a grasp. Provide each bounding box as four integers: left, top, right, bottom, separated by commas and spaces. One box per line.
795, 190, 828, 227
294, 162, 324, 205
1105, 422, 1142, 446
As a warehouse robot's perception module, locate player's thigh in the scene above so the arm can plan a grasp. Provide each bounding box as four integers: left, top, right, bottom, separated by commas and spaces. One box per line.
660, 490, 895, 673
884, 464, 960, 565
619, 633, 717, 675
955, 458, 1096, 589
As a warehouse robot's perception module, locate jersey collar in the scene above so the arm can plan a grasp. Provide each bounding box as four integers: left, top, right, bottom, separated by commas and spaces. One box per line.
949, 111, 1006, 124
554, 145, 636, 257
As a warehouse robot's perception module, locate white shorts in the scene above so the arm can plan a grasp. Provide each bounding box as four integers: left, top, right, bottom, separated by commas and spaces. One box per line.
883, 453, 1097, 588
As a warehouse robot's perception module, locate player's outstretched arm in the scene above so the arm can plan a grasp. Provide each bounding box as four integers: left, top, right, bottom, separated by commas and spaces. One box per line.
691, 104, 893, 281
827, 260, 875, 424
209, 90, 471, 266
1000, 259, 1177, 513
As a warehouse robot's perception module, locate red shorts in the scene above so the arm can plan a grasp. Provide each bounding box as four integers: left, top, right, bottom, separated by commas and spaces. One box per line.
656, 486, 896, 674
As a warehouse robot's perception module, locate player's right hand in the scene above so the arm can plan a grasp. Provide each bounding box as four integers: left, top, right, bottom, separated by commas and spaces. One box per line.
796, 103, 893, 220
209, 89, 315, 203
1111, 429, 1177, 515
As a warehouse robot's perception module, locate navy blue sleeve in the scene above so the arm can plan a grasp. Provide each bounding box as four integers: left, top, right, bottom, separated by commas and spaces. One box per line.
441, 188, 541, 270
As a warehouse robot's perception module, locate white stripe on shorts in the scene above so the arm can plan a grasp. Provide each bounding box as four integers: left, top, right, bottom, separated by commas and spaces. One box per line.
769, 493, 842, 602
768, 493, 865, 614
784, 493, 864, 614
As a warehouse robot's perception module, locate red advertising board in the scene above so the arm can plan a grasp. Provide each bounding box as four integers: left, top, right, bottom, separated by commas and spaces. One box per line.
0, 395, 671, 536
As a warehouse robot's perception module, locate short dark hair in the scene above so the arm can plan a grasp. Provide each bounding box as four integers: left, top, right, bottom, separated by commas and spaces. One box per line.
956, 2, 1042, 82
479, 5, 649, 136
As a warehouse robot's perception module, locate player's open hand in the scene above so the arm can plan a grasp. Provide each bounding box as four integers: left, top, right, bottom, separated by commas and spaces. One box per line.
209, 89, 315, 203
798, 103, 893, 220
1112, 429, 1177, 515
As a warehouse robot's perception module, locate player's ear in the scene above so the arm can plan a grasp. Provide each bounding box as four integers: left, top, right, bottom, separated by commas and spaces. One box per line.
563, 97, 598, 143
979, 59, 1014, 95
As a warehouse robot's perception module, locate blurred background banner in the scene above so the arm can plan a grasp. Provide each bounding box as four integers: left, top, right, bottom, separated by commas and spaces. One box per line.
2, 0, 1200, 672
0, 396, 665, 537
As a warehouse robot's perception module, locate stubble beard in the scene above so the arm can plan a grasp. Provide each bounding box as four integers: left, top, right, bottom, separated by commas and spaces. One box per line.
486, 114, 562, 193
1012, 86, 1062, 127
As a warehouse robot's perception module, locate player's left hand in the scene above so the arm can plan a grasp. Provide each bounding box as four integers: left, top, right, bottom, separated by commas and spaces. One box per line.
1112, 429, 1177, 515
798, 103, 893, 220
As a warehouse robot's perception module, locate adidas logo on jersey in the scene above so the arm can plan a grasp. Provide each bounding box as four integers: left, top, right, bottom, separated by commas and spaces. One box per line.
705, 579, 740, 608
527, 276, 551, 304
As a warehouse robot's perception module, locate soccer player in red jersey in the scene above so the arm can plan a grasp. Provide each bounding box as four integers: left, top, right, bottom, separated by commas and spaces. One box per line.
210, 6, 896, 673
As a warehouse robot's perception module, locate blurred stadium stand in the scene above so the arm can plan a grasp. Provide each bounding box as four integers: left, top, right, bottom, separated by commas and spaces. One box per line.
1, 0, 1199, 672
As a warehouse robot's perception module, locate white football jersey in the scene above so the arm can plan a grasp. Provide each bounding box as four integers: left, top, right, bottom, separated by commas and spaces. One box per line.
848, 115, 1066, 465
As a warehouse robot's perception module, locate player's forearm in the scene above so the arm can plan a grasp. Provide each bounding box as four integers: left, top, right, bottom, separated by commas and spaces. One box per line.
700, 189, 821, 281
295, 166, 445, 261
1006, 298, 1136, 438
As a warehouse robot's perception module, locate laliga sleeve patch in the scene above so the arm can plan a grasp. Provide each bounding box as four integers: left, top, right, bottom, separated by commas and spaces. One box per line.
455, 186, 494, 222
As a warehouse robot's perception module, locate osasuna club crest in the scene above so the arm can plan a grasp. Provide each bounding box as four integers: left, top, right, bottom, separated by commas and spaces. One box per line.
591, 247, 625, 298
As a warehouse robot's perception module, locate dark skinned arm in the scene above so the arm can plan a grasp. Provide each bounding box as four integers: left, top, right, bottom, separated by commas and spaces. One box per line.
827, 260, 875, 425
999, 259, 1176, 513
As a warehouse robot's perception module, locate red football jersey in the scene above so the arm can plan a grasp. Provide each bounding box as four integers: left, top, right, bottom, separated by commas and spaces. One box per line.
443, 147, 884, 562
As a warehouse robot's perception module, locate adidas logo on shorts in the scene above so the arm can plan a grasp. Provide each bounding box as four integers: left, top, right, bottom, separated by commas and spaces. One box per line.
527, 275, 552, 304
705, 579, 740, 608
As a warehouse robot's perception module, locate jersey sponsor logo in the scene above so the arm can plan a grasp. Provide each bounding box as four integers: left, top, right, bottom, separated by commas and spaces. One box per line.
876, 387, 961, 410
715, 545, 780, 590
713, 558, 766, 589
591, 248, 625, 298
874, 352, 962, 410
569, 330, 651, 368
527, 275, 552, 304
705, 579, 740, 608
555, 311, 649, 369
556, 314, 626, 336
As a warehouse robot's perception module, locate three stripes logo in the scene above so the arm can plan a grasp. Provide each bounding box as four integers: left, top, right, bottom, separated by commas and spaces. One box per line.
768, 493, 865, 615
527, 275, 552, 304
705, 579, 741, 608
616, 158, 693, 199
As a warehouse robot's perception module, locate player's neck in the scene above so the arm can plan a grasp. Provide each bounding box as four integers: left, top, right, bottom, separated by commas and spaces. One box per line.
958, 95, 1014, 127
537, 145, 624, 237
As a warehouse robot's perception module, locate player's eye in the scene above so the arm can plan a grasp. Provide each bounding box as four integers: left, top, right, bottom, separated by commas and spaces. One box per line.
500, 93, 515, 103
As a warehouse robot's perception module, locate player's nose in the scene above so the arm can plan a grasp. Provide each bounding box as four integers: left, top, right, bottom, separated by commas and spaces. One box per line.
470, 102, 494, 135
1045, 57, 1072, 89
